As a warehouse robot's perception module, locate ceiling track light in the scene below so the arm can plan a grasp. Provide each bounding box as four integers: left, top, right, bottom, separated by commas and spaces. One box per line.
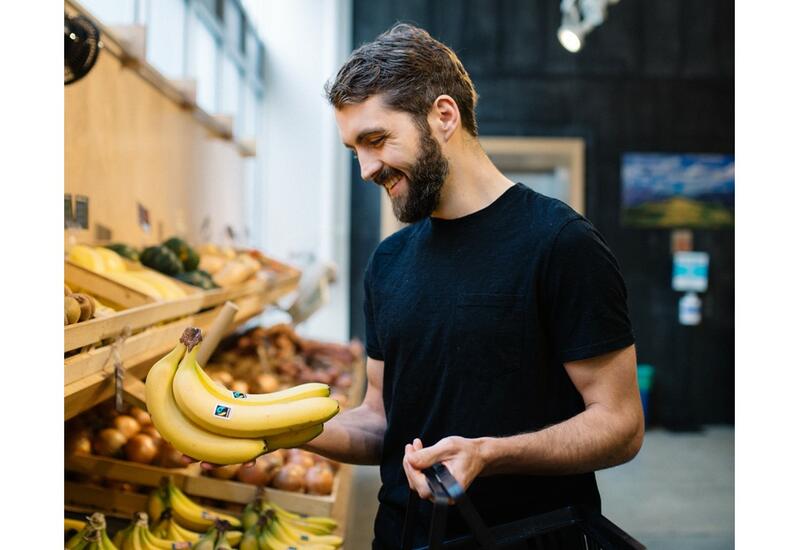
558, 0, 620, 53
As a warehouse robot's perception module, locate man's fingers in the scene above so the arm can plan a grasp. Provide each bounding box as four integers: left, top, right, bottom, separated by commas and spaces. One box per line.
180, 454, 198, 465
413, 438, 423, 451
403, 444, 430, 499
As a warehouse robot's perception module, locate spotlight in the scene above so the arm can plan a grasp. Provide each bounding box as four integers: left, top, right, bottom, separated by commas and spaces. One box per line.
557, 0, 620, 53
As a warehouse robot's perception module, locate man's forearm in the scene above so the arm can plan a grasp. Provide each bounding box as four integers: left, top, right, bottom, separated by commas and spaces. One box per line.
302, 404, 386, 465
479, 403, 643, 477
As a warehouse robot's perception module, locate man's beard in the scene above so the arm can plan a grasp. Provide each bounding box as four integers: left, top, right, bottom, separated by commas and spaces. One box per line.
373, 123, 449, 224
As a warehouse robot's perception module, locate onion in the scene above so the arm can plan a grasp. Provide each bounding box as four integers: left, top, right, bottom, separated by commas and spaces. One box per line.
271, 463, 307, 492
128, 406, 152, 426
155, 440, 185, 468
210, 463, 241, 480
305, 464, 335, 495
140, 425, 162, 441
124, 433, 158, 464
286, 449, 315, 470
236, 460, 268, 486
210, 370, 234, 387
66, 431, 92, 455
93, 428, 127, 457
254, 373, 280, 393
313, 455, 340, 472
112, 415, 141, 440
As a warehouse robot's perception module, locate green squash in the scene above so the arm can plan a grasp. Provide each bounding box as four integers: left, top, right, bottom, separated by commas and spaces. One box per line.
140, 245, 184, 276
104, 243, 140, 262
174, 270, 219, 290
163, 237, 200, 271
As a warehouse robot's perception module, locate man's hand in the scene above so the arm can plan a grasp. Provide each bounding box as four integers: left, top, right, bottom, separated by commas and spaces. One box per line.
402, 436, 487, 501
180, 455, 254, 470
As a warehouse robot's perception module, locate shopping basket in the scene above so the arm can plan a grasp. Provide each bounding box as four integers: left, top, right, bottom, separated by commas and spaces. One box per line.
401, 463, 646, 550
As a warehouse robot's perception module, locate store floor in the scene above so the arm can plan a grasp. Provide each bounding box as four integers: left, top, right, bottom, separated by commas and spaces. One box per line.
343, 426, 734, 549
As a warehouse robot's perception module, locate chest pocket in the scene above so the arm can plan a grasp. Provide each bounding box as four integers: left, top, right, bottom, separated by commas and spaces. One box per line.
452, 293, 525, 380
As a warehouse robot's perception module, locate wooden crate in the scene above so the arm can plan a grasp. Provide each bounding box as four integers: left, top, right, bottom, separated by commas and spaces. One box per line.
65, 453, 352, 534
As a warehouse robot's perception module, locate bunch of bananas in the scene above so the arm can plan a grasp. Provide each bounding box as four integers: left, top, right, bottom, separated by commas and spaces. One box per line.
65, 512, 117, 550
240, 497, 342, 550
113, 512, 191, 549
68, 244, 187, 300
148, 478, 241, 535
145, 328, 340, 465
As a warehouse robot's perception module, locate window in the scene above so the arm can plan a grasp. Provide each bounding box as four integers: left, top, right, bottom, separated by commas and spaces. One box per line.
146, 0, 186, 78
79, 0, 136, 25
189, 11, 220, 113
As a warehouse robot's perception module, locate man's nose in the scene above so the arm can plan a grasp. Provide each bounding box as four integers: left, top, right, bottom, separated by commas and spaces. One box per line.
359, 153, 381, 182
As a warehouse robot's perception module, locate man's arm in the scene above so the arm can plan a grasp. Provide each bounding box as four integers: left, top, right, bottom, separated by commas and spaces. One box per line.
404, 345, 644, 499
302, 356, 386, 465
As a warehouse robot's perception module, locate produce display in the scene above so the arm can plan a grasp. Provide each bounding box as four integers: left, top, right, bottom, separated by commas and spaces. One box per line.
145, 328, 340, 465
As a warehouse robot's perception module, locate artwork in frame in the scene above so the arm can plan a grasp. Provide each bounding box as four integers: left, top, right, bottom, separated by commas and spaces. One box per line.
621, 153, 734, 228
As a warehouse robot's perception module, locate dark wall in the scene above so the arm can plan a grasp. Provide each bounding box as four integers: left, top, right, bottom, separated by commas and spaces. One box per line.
348, 0, 734, 427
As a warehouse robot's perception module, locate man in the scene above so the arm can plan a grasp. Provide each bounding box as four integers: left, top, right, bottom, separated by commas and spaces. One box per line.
298, 23, 645, 549
193, 23, 643, 549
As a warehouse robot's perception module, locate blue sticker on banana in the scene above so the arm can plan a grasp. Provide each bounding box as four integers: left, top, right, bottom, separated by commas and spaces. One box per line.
214, 404, 232, 419
232, 391, 247, 399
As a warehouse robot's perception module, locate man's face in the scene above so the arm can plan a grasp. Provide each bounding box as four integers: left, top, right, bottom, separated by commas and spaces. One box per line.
336, 95, 449, 223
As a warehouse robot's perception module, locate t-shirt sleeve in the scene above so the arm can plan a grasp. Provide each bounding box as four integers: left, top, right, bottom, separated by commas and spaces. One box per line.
363, 258, 384, 361
542, 218, 635, 364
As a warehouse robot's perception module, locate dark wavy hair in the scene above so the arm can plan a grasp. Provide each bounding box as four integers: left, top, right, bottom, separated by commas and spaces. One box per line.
325, 23, 479, 136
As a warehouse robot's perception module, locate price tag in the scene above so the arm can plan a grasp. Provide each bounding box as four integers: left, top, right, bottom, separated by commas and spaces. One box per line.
138, 202, 151, 233
75, 195, 89, 229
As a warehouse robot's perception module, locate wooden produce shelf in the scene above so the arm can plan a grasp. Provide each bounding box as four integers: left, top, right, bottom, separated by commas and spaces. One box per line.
65, 453, 352, 535
64, 282, 298, 420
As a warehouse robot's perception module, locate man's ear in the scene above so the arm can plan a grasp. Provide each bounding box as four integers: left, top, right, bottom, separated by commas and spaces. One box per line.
429, 95, 461, 142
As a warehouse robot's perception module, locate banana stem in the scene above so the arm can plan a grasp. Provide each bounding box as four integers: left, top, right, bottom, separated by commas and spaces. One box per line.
180, 327, 203, 351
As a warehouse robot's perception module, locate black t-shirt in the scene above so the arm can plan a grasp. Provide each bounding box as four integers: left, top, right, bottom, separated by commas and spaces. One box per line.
363, 183, 635, 549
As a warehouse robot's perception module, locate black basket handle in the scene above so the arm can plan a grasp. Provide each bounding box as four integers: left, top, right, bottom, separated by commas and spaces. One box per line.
401, 462, 498, 550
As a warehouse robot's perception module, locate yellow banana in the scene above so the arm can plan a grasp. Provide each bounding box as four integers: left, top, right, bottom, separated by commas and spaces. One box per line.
266, 424, 324, 451
68, 245, 106, 273
144, 332, 269, 465
166, 519, 200, 544
266, 503, 338, 533
166, 479, 241, 530
65, 518, 87, 532
107, 272, 164, 299
94, 247, 127, 273
256, 521, 285, 550
172, 345, 339, 438
133, 270, 187, 299
186, 358, 330, 407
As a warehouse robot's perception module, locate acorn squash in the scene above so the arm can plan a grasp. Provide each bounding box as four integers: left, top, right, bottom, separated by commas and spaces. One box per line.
140, 245, 184, 276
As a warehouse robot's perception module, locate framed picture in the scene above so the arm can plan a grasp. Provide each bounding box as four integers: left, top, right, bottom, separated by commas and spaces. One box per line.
621, 153, 734, 228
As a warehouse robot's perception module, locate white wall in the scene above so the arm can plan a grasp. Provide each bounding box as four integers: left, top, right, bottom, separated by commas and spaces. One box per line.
255, 0, 353, 342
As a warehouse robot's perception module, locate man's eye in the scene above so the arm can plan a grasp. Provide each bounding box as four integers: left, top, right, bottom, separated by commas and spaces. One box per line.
368, 136, 385, 147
